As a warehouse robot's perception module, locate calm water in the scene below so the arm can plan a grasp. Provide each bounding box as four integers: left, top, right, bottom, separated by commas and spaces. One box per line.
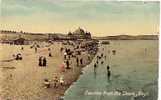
64, 40, 158, 100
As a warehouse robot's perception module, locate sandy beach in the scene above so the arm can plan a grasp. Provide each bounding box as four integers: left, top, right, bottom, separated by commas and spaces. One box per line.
1, 1, 159, 100
0, 41, 97, 100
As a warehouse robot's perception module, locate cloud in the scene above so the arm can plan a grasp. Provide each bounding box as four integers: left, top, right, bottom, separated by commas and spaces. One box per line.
2, 0, 159, 18
1, 0, 160, 35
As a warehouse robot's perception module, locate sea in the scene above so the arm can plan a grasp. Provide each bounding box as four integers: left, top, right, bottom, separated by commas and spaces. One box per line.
64, 40, 158, 100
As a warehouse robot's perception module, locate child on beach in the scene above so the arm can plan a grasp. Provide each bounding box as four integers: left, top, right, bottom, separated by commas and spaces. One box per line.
59, 75, 64, 86
53, 76, 59, 88
44, 79, 50, 88
48, 48, 51, 51
60, 62, 65, 72
64, 52, 67, 60
49, 52, 52, 57
101, 61, 104, 64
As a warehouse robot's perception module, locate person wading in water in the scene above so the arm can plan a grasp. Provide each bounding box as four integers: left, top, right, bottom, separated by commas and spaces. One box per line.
94, 63, 97, 72
107, 65, 111, 81
94, 63, 97, 79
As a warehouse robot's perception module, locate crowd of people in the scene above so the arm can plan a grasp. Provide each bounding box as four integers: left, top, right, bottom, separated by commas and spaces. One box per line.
40, 40, 98, 90
10, 40, 98, 100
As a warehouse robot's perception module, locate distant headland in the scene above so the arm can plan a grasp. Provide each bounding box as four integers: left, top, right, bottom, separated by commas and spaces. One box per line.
93, 35, 158, 40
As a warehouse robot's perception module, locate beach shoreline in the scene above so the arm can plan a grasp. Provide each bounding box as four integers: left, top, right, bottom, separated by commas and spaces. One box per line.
0, 41, 98, 100
57, 53, 96, 99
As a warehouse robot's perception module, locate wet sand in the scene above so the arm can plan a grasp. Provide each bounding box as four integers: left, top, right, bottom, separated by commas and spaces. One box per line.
0, 42, 95, 100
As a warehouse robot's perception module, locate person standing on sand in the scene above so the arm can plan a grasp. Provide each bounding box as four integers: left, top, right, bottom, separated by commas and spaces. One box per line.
104, 55, 106, 60
97, 55, 99, 60
48, 48, 51, 51
80, 58, 83, 66
49, 52, 52, 57
76, 57, 79, 66
99, 56, 101, 60
53, 76, 59, 88
96, 60, 99, 64
64, 52, 67, 60
101, 53, 103, 57
60, 47, 64, 52
101, 61, 104, 64
66, 60, 70, 69
35, 47, 37, 53
88, 55, 90, 62
39, 56, 42, 66
68, 55, 70, 60
112, 50, 116, 55
43, 57, 47, 67
21, 47, 24, 50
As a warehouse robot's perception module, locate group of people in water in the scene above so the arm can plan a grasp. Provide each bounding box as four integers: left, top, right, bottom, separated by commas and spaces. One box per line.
94, 47, 113, 81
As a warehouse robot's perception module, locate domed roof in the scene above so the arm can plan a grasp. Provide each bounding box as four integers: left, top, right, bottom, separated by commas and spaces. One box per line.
73, 27, 85, 35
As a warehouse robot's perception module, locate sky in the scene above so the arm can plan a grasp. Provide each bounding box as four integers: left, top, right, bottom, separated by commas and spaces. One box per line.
1, 0, 160, 36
